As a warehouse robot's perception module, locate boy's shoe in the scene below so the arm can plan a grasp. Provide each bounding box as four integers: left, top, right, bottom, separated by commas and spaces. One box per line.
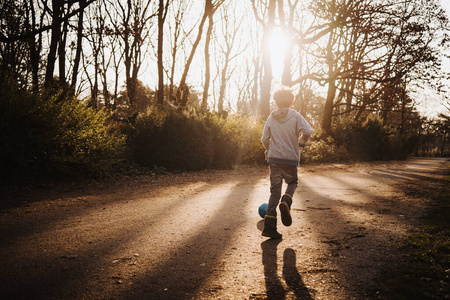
279, 194, 292, 226
262, 215, 282, 239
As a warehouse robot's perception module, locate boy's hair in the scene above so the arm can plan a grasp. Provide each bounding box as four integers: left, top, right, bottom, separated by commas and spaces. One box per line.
273, 86, 295, 108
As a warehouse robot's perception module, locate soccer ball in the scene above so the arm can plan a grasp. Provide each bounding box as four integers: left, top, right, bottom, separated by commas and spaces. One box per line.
258, 203, 268, 218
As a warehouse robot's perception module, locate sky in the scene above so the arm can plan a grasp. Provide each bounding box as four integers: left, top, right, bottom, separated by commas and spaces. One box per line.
78, 1, 450, 119
442, 0, 450, 15
440, 0, 450, 109
413, 0, 450, 119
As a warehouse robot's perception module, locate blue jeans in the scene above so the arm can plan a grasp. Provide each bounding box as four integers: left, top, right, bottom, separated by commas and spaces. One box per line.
267, 164, 298, 217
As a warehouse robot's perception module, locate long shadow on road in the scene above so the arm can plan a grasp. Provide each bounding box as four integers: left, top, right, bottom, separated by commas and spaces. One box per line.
2, 159, 446, 299
118, 178, 262, 299
0, 172, 264, 300
261, 239, 312, 300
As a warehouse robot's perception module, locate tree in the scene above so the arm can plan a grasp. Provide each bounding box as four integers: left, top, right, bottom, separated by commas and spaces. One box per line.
200, 3, 215, 112
299, 0, 449, 133
107, 0, 156, 110
24, 0, 45, 91
157, 0, 171, 105
71, 0, 86, 91
214, 2, 246, 114
166, 0, 193, 104
176, 0, 224, 108
0, 0, 94, 91
1, 0, 41, 88
252, 0, 277, 119
437, 114, 450, 156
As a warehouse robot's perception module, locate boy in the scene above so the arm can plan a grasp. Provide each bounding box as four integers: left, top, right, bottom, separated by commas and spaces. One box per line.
261, 86, 313, 239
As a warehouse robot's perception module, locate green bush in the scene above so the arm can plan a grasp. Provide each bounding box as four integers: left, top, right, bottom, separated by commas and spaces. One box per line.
0, 74, 125, 181
301, 129, 350, 163
126, 107, 213, 171
206, 114, 265, 167
332, 117, 390, 161
331, 116, 417, 161
204, 114, 241, 169
126, 109, 266, 171
384, 132, 418, 160
237, 116, 266, 165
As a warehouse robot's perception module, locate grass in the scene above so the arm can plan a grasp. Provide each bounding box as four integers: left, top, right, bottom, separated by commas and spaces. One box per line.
391, 171, 450, 299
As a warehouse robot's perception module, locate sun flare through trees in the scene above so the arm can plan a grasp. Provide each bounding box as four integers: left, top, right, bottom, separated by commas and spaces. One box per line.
0, 0, 449, 179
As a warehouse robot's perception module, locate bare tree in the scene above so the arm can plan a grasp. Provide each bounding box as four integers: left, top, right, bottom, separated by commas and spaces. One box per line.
283, 0, 449, 133
107, 0, 156, 110
24, 1, 45, 91
166, 0, 193, 104
252, 0, 277, 119
71, 0, 86, 91
44, 0, 63, 87
0, 0, 93, 91
83, 1, 105, 108
201, 0, 227, 112
176, 0, 224, 108
213, 2, 246, 114
157, 0, 171, 105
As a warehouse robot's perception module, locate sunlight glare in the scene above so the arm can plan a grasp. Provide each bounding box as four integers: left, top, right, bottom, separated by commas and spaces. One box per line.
269, 28, 289, 80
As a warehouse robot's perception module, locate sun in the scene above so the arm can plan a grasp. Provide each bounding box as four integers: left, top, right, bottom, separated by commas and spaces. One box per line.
268, 27, 289, 80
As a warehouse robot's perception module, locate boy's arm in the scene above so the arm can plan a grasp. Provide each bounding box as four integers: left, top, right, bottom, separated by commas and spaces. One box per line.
261, 123, 271, 161
297, 114, 313, 147
261, 122, 271, 150
298, 132, 311, 148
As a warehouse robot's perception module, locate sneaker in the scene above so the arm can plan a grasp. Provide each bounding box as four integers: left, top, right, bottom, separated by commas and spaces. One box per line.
262, 215, 282, 239
262, 228, 282, 239
279, 196, 292, 226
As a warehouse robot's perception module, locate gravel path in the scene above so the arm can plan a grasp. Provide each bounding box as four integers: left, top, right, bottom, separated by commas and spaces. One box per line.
1, 157, 448, 299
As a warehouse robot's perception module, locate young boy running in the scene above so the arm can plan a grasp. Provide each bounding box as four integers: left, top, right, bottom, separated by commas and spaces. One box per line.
261, 86, 313, 239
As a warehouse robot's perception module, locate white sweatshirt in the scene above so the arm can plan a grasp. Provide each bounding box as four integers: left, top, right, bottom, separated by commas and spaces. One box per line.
261, 108, 313, 166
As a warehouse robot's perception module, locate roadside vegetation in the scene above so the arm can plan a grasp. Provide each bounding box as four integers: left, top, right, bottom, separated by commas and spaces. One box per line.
1, 69, 449, 185
2, 0, 449, 184
386, 168, 450, 299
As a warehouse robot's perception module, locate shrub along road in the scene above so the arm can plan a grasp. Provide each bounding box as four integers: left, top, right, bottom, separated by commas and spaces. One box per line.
1, 158, 448, 299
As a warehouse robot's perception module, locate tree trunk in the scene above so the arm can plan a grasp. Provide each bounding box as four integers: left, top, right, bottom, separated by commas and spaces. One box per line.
102, 65, 109, 109
71, 0, 85, 91
322, 31, 336, 134
344, 22, 359, 115
25, 1, 41, 92
323, 80, 337, 133
168, 2, 184, 104
260, 0, 276, 119
45, 0, 63, 87
58, 5, 70, 86
218, 53, 229, 115
279, 0, 296, 87
157, 0, 165, 105
177, 0, 210, 107
90, 52, 99, 109
201, 13, 214, 112
251, 57, 260, 114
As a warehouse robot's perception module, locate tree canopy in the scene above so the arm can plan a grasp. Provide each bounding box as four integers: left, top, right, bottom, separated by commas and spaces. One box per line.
1, 0, 449, 129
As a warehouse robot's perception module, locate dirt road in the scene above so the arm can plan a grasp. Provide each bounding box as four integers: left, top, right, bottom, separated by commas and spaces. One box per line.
1, 157, 448, 299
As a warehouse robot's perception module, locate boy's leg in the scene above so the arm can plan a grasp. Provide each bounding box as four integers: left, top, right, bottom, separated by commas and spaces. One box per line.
279, 165, 298, 226
262, 164, 283, 239
283, 164, 298, 196
266, 164, 284, 217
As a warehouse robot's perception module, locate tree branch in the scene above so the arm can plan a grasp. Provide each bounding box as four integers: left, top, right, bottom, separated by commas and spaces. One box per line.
0, 0, 96, 43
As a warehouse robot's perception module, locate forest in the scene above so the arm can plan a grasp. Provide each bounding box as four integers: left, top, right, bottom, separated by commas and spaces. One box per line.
1, 0, 450, 182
